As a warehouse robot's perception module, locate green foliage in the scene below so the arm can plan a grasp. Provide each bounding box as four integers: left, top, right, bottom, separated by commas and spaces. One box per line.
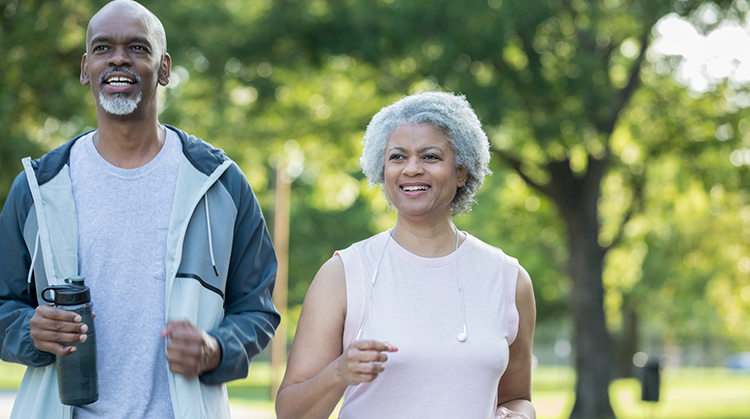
3, 0, 750, 373
0, 0, 95, 205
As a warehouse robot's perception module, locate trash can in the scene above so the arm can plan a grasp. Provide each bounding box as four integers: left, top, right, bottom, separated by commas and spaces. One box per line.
641, 357, 660, 402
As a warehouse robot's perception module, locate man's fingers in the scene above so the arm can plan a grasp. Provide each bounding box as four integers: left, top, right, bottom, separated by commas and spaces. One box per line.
30, 318, 87, 335
162, 321, 202, 343
31, 307, 86, 334
163, 321, 214, 377
165, 360, 197, 377
166, 339, 202, 357
35, 305, 82, 322
30, 305, 89, 355
165, 347, 195, 365
32, 329, 87, 344
165, 347, 201, 377
33, 340, 77, 356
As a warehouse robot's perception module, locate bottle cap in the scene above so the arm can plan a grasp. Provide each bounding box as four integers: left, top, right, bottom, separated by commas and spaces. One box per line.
42, 277, 91, 305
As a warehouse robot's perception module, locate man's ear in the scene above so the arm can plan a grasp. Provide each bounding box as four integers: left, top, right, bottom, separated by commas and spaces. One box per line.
158, 52, 172, 86
80, 53, 90, 86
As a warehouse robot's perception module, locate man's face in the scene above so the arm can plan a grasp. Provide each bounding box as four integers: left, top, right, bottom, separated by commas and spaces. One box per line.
80, 6, 170, 117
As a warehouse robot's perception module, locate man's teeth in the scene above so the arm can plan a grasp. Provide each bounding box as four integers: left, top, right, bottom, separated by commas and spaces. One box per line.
107, 77, 134, 86
402, 186, 429, 191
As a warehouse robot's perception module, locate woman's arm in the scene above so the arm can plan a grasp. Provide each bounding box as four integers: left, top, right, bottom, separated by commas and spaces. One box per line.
275, 255, 397, 419
496, 266, 537, 419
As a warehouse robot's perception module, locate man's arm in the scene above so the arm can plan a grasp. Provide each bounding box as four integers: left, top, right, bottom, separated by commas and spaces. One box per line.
0, 172, 56, 367
199, 164, 280, 384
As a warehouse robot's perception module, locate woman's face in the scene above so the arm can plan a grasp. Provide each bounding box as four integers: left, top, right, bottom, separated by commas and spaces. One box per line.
383, 123, 467, 221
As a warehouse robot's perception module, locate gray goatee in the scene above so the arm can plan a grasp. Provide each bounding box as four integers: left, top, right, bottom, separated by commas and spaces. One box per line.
99, 92, 142, 116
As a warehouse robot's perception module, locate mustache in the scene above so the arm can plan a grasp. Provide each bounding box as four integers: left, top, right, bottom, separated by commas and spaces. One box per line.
99, 66, 141, 84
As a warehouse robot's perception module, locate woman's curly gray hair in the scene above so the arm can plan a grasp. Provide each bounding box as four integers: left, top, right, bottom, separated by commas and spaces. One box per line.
360, 91, 491, 215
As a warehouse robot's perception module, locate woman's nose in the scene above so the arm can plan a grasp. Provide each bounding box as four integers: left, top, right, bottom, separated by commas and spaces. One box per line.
402, 157, 423, 175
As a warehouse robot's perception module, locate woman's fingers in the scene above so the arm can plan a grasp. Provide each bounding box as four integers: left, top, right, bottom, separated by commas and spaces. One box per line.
352, 339, 398, 353
339, 340, 398, 385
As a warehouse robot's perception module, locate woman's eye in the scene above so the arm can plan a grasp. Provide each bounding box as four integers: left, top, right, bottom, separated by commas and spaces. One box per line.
424, 154, 440, 160
389, 154, 404, 160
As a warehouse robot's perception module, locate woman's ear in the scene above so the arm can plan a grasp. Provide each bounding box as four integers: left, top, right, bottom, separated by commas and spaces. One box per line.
457, 166, 468, 187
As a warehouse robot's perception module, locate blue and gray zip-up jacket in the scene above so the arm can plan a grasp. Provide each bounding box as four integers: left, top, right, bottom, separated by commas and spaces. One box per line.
0, 125, 280, 419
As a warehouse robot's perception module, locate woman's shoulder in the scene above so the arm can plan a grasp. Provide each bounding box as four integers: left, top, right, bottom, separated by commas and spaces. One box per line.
336, 230, 391, 257
465, 233, 519, 266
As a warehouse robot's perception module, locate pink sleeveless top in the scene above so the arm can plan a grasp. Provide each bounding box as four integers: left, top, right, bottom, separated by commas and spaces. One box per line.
336, 230, 520, 418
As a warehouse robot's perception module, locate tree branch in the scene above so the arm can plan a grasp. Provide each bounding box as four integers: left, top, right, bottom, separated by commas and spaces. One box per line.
605, 171, 645, 252
601, 24, 654, 139
491, 146, 553, 197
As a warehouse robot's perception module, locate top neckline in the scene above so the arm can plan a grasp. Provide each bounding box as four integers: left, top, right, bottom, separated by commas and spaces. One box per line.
384, 229, 474, 268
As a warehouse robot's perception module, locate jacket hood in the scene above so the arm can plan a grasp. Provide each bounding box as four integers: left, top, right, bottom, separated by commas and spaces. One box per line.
29, 125, 228, 186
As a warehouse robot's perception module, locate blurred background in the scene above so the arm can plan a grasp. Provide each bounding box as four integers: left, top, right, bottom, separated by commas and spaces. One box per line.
1, 0, 749, 418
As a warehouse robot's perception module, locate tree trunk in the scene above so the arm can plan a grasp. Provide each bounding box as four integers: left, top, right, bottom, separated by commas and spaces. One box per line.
566, 217, 615, 419
545, 158, 616, 419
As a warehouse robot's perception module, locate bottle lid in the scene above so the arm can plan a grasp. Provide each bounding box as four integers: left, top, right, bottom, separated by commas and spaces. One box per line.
42, 277, 91, 305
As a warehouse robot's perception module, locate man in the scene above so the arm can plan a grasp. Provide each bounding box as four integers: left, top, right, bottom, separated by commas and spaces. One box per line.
0, 1, 279, 418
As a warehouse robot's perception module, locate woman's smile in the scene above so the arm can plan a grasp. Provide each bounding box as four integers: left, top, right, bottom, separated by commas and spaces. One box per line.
384, 123, 467, 220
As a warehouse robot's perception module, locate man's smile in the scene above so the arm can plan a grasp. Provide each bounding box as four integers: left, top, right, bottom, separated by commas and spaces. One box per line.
105, 76, 135, 86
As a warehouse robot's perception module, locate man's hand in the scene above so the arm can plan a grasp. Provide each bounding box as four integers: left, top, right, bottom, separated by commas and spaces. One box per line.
160, 320, 221, 377
29, 305, 89, 356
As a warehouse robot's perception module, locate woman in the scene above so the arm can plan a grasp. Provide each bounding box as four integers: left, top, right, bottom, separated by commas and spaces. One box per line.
276, 91, 536, 419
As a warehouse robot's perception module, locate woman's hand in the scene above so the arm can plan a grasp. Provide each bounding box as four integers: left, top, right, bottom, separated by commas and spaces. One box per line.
336, 340, 398, 386
496, 406, 531, 419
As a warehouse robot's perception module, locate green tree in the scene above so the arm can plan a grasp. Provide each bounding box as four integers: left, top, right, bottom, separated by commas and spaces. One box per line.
0, 0, 92, 205
239, 0, 746, 417
4, 1, 750, 418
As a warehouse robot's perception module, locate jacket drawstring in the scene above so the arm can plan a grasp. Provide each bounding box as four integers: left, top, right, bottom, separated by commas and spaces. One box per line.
204, 194, 219, 276
27, 231, 40, 295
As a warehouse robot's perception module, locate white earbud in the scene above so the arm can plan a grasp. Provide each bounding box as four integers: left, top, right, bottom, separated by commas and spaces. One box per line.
358, 228, 469, 343
457, 324, 468, 342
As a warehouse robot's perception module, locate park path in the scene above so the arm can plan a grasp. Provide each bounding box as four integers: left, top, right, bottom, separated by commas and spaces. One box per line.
0, 391, 275, 419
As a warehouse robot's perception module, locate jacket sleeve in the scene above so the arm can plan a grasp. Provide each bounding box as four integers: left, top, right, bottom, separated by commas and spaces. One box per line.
200, 164, 280, 384
0, 172, 56, 367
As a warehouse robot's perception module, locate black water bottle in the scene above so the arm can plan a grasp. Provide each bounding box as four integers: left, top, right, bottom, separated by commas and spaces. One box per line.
42, 276, 98, 406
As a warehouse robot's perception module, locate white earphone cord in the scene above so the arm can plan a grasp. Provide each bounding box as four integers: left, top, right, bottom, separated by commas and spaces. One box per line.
455, 228, 468, 342
356, 228, 468, 343
354, 231, 391, 341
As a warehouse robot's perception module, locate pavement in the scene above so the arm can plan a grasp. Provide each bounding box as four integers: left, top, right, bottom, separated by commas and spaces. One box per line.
0, 390, 275, 419
0, 392, 12, 419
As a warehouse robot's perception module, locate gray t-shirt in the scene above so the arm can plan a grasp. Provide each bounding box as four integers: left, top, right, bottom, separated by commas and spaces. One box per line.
69, 129, 180, 419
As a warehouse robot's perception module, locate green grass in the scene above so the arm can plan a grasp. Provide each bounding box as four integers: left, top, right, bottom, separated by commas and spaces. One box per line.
531, 366, 750, 419
0, 361, 25, 389
2, 361, 749, 418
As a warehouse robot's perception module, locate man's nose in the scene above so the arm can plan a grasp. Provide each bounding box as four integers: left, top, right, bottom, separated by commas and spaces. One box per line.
107, 46, 133, 66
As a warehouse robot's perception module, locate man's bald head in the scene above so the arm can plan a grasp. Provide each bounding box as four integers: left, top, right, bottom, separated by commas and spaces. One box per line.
86, 0, 167, 56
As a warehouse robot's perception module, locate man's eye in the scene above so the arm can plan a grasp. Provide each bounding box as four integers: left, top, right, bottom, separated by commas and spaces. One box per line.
93, 45, 108, 52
